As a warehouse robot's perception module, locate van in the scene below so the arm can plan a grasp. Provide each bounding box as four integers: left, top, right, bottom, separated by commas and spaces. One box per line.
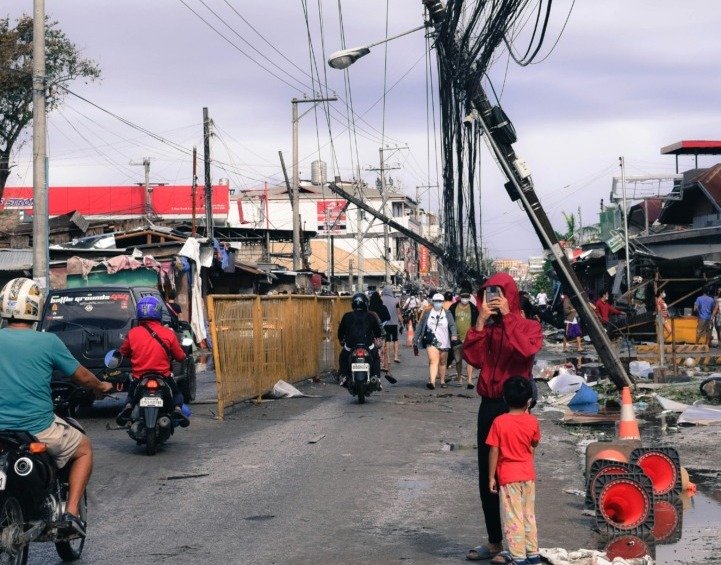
39, 286, 196, 408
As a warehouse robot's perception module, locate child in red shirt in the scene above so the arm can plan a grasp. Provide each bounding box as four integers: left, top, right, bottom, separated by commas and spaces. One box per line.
487, 376, 541, 565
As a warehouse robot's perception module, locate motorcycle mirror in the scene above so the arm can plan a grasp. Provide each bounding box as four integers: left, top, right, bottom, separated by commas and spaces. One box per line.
104, 349, 122, 369
181, 337, 194, 348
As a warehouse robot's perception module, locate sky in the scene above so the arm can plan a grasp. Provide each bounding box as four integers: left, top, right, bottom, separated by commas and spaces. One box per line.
5, 1, 721, 260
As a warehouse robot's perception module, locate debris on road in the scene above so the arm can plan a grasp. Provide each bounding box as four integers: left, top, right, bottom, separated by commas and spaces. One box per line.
308, 434, 325, 444
165, 473, 210, 481
677, 403, 721, 426
539, 547, 653, 565
265, 380, 306, 399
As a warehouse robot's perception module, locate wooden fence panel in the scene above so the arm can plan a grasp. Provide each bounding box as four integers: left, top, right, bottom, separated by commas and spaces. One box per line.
208, 295, 351, 419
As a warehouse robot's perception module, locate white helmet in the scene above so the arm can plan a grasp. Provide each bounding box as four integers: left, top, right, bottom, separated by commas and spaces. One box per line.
0, 277, 44, 322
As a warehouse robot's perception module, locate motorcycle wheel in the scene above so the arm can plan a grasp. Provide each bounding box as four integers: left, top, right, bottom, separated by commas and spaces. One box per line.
178, 359, 197, 403
145, 428, 158, 456
55, 491, 87, 562
0, 497, 28, 565
357, 384, 366, 404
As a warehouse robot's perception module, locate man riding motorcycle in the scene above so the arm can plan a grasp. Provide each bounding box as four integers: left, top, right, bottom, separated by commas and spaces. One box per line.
115, 296, 189, 427
337, 292, 384, 387
0, 277, 113, 537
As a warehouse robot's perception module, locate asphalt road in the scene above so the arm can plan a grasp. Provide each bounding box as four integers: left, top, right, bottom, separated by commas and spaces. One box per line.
26, 344, 721, 564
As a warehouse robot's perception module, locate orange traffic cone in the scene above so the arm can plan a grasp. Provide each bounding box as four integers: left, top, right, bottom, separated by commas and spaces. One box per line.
618, 387, 641, 440
405, 319, 415, 347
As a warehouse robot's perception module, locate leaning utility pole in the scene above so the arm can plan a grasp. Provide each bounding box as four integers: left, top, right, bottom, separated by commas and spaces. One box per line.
291, 96, 337, 270
191, 147, 198, 236
203, 107, 214, 239
422, 0, 632, 389
32, 0, 48, 286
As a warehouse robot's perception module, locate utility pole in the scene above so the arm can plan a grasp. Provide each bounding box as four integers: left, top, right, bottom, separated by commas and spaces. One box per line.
203, 107, 214, 239
348, 258, 354, 291
32, 0, 48, 286
366, 146, 403, 285
619, 156, 631, 292
191, 147, 197, 237
130, 158, 152, 219
577, 205, 583, 245
291, 96, 337, 270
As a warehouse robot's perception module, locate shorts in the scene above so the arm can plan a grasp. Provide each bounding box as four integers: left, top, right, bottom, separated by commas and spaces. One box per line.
697, 318, 713, 339
35, 415, 84, 469
384, 325, 399, 342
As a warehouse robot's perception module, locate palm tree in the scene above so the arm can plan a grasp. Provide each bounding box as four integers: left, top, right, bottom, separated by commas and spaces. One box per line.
555, 211, 577, 244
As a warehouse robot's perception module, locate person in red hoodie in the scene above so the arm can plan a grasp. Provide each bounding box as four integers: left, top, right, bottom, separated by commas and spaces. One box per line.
462, 273, 543, 562
595, 290, 624, 329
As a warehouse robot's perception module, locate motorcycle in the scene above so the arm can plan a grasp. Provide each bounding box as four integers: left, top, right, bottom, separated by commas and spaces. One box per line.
105, 344, 191, 456
0, 384, 91, 564
346, 343, 381, 404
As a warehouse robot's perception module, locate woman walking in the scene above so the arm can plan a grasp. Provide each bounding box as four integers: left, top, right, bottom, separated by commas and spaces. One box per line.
369, 291, 391, 373
656, 288, 672, 341
562, 294, 583, 353
414, 293, 457, 390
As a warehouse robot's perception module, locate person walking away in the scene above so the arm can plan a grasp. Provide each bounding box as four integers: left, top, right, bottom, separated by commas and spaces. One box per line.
413, 293, 457, 390
595, 290, 624, 330
462, 273, 543, 562
535, 290, 547, 309
562, 294, 583, 353
338, 293, 389, 385
369, 291, 392, 375
656, 289, 672, 341
487, 376, 541, 565
449, 290, 479, 389
0, 278, 113, 537
694, 287, 715, 346
712, 288, 721, 348
116, 296, 189, 427
381, 286, 403, 366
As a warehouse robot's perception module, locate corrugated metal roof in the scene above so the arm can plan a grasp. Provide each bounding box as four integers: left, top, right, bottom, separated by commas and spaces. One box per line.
0, 249, 33, 271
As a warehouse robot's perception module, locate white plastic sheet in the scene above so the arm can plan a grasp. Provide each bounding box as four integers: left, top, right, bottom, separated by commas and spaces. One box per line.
269, 380, 305, 399
678, 403, 721, 426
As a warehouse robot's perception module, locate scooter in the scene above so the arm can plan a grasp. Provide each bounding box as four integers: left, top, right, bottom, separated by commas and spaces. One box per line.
105, 347, 191, 456
346, 343, 381, 404
0, 384, 91, 564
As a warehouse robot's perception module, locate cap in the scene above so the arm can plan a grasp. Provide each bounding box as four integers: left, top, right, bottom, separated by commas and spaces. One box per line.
432, 293, 444, 302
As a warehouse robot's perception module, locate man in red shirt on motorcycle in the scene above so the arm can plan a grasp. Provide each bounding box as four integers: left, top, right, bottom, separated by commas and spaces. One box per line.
115, 296, 189, 427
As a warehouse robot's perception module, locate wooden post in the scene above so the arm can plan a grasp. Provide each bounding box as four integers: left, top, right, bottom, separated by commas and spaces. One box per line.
671, 320, 678, 377
207, 296, 224, 420
253, 295, 264, 400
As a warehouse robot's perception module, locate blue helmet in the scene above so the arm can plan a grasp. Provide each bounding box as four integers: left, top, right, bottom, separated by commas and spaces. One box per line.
136, 296, 163, 321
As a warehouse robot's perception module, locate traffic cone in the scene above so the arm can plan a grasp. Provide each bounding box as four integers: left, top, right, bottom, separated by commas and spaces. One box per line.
618, 387, 641, 440
405, 320, 415, 347
597, 476, 653, 531
632, 448, 680, 496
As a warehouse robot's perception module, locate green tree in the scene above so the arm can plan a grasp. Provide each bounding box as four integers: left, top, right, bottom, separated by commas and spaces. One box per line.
0, 15, 100, 196
554, 211, 577, 243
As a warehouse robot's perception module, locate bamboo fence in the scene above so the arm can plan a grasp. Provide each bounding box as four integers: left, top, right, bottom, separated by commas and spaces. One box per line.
207, 295, 351, 419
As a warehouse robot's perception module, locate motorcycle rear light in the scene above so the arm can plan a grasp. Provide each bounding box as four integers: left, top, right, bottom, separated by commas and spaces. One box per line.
354, 349, 367, 357
146, 379, 159, 390
28, 442, 47, 454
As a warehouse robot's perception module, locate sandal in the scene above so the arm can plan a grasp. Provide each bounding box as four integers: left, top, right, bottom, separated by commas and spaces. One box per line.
426, 382, 435, 390
385, 374, 397, 384
440, 382, 448, 388
467, 545, 500, 561
467, 383, 475, 390
491, 551, 526, 564
394, 358, 401, 363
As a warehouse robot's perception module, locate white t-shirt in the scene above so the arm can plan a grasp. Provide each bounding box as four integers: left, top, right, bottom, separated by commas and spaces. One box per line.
536, 292, 548, 306
428, 309, 451, 349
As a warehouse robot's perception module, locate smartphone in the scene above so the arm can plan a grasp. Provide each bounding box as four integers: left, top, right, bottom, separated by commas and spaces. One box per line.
485, 286, 501, 303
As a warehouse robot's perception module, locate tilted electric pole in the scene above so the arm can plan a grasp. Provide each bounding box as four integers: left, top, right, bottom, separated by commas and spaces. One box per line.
422, 0, 632, 389
203, 107, 214, 239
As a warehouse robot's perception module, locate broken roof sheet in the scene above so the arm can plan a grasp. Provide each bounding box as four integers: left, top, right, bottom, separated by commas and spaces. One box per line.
0, 249, 33, 271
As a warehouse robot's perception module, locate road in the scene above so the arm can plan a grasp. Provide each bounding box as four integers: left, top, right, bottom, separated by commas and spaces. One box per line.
27, 345, 721, 564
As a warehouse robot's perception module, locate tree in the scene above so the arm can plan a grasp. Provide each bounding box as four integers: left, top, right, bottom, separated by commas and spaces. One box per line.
554, 211, 577, 244
0, 15, 100, 197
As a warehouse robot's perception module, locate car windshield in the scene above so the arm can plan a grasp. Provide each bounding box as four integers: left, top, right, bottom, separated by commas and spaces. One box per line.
41, 291, 133, 331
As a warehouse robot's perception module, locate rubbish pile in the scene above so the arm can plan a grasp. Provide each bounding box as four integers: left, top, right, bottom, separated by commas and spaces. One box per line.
583, 387, 696, 561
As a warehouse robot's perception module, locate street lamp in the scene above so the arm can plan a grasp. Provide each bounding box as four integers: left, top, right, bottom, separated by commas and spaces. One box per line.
327, 23, 428, 69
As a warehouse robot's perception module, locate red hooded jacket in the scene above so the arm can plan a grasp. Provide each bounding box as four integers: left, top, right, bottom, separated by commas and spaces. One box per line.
462, 273, 543, 398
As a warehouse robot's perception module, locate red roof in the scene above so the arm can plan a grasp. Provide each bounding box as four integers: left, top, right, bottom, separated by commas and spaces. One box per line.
660, 140, 721, 155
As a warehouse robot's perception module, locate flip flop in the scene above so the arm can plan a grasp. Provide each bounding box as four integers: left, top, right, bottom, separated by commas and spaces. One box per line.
466, 545, 500, 561
440, 383, 448, 388
426, 382, 435, 390
490, 551, 526, 564
467, 384, 475, 390
394, 359, 401, 363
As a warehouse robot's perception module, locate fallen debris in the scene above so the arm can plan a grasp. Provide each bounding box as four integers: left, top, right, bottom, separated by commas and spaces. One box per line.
653, 394, 689, 412
539, 547, 653, 565
265, 380, 305, 399
308, 434, 325, 444
165, 473, 210, 481
677, 403, 721, 426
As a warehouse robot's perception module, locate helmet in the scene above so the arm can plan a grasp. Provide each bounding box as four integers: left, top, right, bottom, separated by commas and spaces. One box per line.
136, 296, 163, 320
0, 277, 43, 322
351, 292, 369, 311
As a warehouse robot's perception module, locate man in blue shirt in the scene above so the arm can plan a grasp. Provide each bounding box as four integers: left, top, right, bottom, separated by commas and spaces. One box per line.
694, 287, 716, 346
0, 278, 112, 537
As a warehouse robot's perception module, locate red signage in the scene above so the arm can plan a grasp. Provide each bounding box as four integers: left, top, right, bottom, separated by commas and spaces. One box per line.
0, 185, 229, 218
419, 246, 430, 275
316, 200, 347, 234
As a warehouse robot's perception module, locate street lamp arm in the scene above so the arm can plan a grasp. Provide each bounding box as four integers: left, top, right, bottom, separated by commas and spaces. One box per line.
328, 23, 429, 69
